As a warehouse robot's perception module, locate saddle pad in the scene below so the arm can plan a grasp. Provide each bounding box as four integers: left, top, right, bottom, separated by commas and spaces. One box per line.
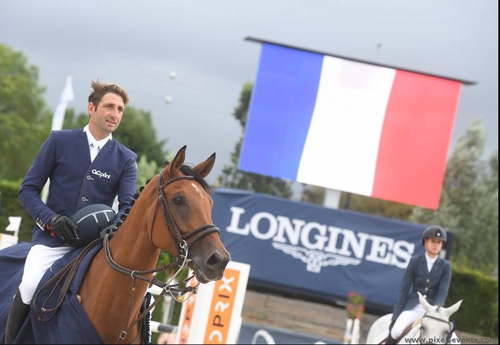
30, 243, 105, 343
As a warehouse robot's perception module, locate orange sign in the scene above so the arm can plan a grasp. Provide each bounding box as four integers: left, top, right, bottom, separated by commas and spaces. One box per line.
175, 262, 250, 344
203, 268, 240, 344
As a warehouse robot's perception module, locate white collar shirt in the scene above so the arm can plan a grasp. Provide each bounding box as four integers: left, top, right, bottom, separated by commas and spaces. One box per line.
425, 252, 438, 272
84, 125, 112, 162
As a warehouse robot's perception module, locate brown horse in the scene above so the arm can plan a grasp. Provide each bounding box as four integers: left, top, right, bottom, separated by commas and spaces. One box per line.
72, 145, 230, 343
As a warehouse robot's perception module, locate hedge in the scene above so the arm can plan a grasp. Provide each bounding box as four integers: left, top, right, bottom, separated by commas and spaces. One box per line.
448, 265, 498, 338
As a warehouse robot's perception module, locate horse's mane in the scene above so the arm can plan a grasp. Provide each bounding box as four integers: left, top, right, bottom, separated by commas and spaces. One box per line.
142, 163, 212, 193
179, 164, 212, 193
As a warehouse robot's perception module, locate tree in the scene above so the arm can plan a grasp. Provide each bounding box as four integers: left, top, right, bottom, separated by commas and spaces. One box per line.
63, 107, 170, 167
412, 120, 498, 276
0, 43, 52, 180
217, 82, 293, 198
136, 155, 160, 188
340, 193, 415, 220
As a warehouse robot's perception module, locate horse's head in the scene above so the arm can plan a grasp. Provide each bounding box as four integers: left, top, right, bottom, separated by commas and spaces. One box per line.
149, 145, 230, 283
417, 291, 463, 344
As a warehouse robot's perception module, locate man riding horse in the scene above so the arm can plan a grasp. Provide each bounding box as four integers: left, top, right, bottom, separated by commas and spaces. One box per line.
5, 79, 138, 343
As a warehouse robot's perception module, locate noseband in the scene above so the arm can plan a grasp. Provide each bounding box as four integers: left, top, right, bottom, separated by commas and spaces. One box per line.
156, 171, 221, 261
421, 314, 453, 344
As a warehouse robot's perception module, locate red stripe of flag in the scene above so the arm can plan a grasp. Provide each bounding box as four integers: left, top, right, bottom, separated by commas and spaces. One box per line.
372, 70, 462, 209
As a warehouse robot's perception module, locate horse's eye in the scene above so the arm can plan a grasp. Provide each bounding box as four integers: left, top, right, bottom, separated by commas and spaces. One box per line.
172, 195, 183, 205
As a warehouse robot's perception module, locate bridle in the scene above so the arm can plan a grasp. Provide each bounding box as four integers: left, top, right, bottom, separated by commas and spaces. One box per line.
155, 172, 221, 260
420, 313, 453, 344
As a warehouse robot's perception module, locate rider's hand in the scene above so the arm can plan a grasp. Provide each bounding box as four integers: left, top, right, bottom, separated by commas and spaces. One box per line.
47, 215, 79, 246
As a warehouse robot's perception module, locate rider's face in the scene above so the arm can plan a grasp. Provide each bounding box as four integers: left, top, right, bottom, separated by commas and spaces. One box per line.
88, 93, 125, 140
424, 238, 444, 258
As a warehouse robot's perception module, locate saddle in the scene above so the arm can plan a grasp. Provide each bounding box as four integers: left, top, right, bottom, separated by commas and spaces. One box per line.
0, 241, 151, 343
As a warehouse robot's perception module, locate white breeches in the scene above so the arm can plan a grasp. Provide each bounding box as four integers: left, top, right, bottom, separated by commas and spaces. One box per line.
391, 304, 426, 339
391, 304, 460, 343
19, 244, 73, 304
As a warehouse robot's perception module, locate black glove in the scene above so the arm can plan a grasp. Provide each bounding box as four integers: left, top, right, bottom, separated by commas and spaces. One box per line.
100, 222, 119, 239
47, 215, 79, 246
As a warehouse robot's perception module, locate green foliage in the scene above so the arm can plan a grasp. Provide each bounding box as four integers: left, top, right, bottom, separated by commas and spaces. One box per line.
301, 185, 326, 205
0, 43, 47, 121
339, 193, 414, 221
448, 265, 498, 338
0, 43, 53, 181
113, 107, 170, 167
217, 82, 294, 198
412, 120, 498, 276
137, 156, 160, 188
302, 186, 414, 221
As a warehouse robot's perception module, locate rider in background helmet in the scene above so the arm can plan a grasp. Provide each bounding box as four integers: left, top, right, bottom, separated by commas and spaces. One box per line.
421, 225, 447, 246
385, 225, 458, 344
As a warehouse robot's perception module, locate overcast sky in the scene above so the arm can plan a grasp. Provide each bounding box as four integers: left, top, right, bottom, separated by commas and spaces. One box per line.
1, 1, 497, 186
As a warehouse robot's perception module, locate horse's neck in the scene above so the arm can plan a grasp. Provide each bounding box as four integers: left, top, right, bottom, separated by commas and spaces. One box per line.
108, 222, 161, 270
79, 219, 161, 343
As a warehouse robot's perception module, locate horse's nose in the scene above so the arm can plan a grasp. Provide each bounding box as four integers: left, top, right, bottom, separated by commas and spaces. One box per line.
206, 250, 230, 271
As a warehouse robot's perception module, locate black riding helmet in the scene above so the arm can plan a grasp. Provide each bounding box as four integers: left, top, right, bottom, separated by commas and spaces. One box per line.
71, 203, 116, 247
422, 225, 447, 245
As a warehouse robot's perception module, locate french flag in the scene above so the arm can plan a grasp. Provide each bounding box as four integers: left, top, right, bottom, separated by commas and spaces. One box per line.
239, 43, 462, 209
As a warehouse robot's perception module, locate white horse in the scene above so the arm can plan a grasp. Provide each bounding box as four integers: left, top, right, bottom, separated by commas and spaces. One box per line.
366, 292, 463, 344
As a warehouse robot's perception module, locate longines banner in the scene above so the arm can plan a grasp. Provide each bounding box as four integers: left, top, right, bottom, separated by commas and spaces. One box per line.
212, 188, 453, 309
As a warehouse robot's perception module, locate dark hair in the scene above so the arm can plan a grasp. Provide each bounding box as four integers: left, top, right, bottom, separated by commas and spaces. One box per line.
88, 79, 130, 108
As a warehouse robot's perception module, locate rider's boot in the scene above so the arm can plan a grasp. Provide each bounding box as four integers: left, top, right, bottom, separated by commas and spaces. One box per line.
384, 334, 398, 344
5, 289, 30, 344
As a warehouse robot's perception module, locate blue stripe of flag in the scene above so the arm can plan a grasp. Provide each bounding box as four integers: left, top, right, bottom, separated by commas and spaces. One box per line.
239, 43, 324, 180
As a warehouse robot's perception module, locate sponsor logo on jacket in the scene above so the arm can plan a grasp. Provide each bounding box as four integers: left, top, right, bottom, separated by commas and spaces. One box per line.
92, 169, 111, 179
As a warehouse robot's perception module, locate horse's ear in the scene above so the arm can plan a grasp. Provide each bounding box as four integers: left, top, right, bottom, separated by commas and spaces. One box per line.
193, 152, 216, 179
418, 291, 432, 312
169, 146, 187, 172
445, 299, 463, 318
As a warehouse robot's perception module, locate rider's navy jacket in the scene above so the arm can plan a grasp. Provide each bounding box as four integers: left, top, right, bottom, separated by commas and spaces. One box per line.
19, 128, 138, 247
392, 253, 452, 321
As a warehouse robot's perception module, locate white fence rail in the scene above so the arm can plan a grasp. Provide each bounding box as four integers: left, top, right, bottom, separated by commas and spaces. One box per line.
0, 216, 22, 250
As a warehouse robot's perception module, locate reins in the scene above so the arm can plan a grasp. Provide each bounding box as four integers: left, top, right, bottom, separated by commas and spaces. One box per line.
32, 238, 102, 322
421, 313, 453, 344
